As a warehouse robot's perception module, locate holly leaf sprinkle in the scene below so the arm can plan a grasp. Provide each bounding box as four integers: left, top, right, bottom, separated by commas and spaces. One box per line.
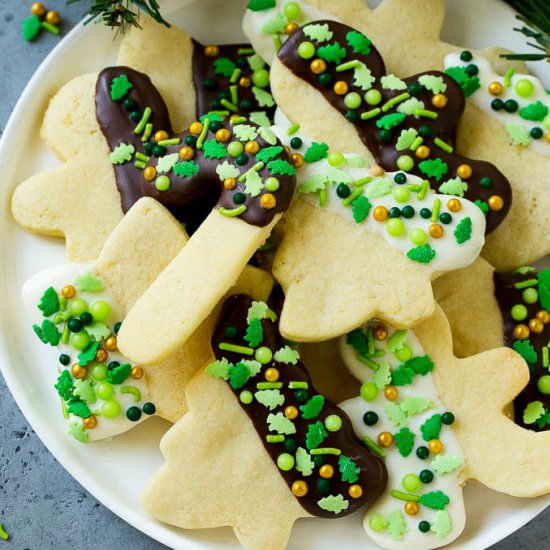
228, 362, 252, 390
387, 510, 407, 540
68, 421, 89, 443
206, 357, 232, 380
384, 402, 408, 427
347, 329, 369, 355
22, 15, 42, 41
203, 139, 227, 160
445, 66, 480, 97
394, 427, 415, 457
421, 413, 442, 442
431, 454, 463, 475
247, 301, 275, 322
325, 167, 353, 185
252, 86, 275, 108
354, 65, 375, 91
304, 142, 329, 163
519, 100, 548, 122
240, 359, 262, 378
538, 269, 550, 310
249, 111, 271, 127
365, 177, 392, 198
454, 217, 472, 244
376, 113, 406, 130
256, 146, 283, 163
395, 128, 418, 151
200, 112, 224, 124
300, 395, 325, 419
73, 379, 96, 404
262, 14, 287, 35
439, 177, 468, 197
397, 97, 425, 116
244, 318, 263, 348
475, 199, 489, 215
524, 400, 545, 424
506, 123, 530, 146
174, 160, 200, 178
244, 170, 264, 197
418, 158, 448, 180
216, 161, 240, 182
407, 244, 436, 264
513, 340, 538, 364
338, 455, 361, 483
110, 74, 133, 101
74, 272, 104, 292
372, 362, 392, 389
267, 158, 296, 176
157, 153, 179, 174
295, 447, 314, 476
110, 143, 134, 164
33, 320, 61, 346
346, 30, 371, 55
84, 322, 111, 341
404, 355, 434, 376
430, 510, 453, 539
67, 398, 91, 419
317, 42, 347, 64
299, 174, 326, 194
247, 53, 265, 71
107, 363, 132, 385
380, 74, 407, 91
391, 365, 415, 386
306, 421, 328, 449
258, 126, 277, 145
318, 494, 349, 514
273, 345, 300, 364
418, 74, 447, 94
352, 196, 372, 223
303, 23, 333, 42
55, 371, 75, 401
254, 389, 285, 410
387, 330, 407, 352
38, 287, 60, 316
267, 412, 296, 435
233, 124, 258, 142
400, 396, 433, 416
419, 490, 450, 510
214, 57, 236, 78
535, 409, 550, 429
246, 0, 275, 11
78, 342, 99, 367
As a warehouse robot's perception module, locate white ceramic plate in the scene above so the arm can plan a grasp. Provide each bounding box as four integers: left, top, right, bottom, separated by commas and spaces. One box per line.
0, 0, 548, 548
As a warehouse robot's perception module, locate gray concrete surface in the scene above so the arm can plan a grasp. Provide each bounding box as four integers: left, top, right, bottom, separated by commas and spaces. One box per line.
0, 1, 548, 549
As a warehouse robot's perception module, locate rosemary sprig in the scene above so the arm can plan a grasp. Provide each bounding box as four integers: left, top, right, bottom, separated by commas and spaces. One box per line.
502, 0, 550, 61
66, 0, 170, 34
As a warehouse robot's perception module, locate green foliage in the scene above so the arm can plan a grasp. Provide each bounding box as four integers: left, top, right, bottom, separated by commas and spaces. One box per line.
68, 421, 89, 443
421, 414, 442, 442
391, 364, 415, 386
407, 244, 437, 264
215, 161, 240, 182
247, 53, 266, 71
267, 412, 296, 435
244, 170, 264, 197
249, 111, 271, 127
256, 146, 283, 163
299, 174, 326, 194
202, 139, 227, 160
252, 86, 275, 107
325, 167, 353, 185
338, 455, 361, 483
74, 272, 104, 292
365, 177, 392, 198
267, 158, 296, 176
404, 355, 434, 376
395, 128, 418, 151
84, 322, 111, 341
513, 340, 538, 364
372, 362, 392, 389
430, 510, 453, 538
352, 196, 372, 223
174, 160, 200, 178
110, 75, 133, 100
200, 112, 224, 124
387, 510, 407, 540
247, 301, 269, 322
385, 402, 408, 427
304, 142, 329, 163
376, 113, 406, 130
206, 358, 232, 380
229, 362, 252, 390
419, 490, 450, 510
22, 15, 41, 41
535, 408, 550, 429
397, 97, 425, 115
273, 345, 300, 364
454, 216, 473, 244
418, 74, 447, 94
107, 363, 132, 385
67, 398, 91, 419
306, 421, 328, 449
445, 66, 480, 97
213, 57, 236, 78
258, 126, 277, 145
300, 395, 325, 419
254, 389, 285, 410
38, 287, 60, 316
55, 371, 75, 401
354, 65, 375, 91
244, 318, 264, 348
387, 330, 407, 352
317, 42, 347, 64
303, 23, 333, 42
262, 14, 287, 34
346, 329, 369, 355
346, 30, 372, 55
78, 342, 99, 366
439, 177, 468, 197
475, 199, 489, 215
519, 100, 548, 121
33, 320, 61, 346
317, 494, 350, 514
394, 427, 415, 457
400, 396, 432, 416
418, 158, 448, 180
73, 379, 97, 404
506, 123, 531, 146
246, 0, 276, 10
233, 124, 258, 142
110, 143, 134, 164
538, 269, 550, 310
380, 74, 407, 91
431, 454, 463, 475
295, 447, 314, 476
524, 400, 545, 424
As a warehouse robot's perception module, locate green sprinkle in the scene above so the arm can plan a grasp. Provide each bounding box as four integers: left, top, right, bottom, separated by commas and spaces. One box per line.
310, 447, 342, 456
414, 109, 438, 119
342, 187, 364, 206
134, 107, 152, 135
196, 117, 211, 150
141, 122, 153, 142
336, 59, 362, 72
390, 489, 420, 502
158, 138, 181, 147
319, 188, 327, 207
410, 136, 423, 151
408, 184, 421, 192
514, 278, 538, 289
434, 137, 453, 153
134, 160, 146, 169
120, 386, 141, 402
361, 108, 381, 120
381, 92, 411, 112
135, 152, 150, 162
357, 354, 380, 371
287, 123, 301, 135
362, 435, 386, 457
504, 68, 515, 87
418, 180, 430, 200
61, 397, 69, 419
220, 99, 239, 112
273, 34, 282, 51
256, 382, 283, 389
239, 161, 264, 182
266, 435, 285, 443
230, 116, 248, 126
367, 326, 376, 355
230, 68, 242, 83
61, 323, 70, 345
354, 176, 372, 187
219, 205, 247, 217
218, 342, 254, 355
289, 381, 308, 389
544, 347, 549, 368
230, 85, 239, 106
431, 198, 441, 223
238, 47, 255, 54
41, 20, 60, 34
210, 110, 230, 118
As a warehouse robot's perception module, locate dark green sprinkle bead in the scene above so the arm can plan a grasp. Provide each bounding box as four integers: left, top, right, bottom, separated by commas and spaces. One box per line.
59, 354, 70, 366
203, 77, 217, 91
313, 455, 324, 467
224, 325, 238, 338
68, 319, 82, 333
126, 406, 142, 422
290, 137, 303, 149
465, 63, 479, 76
363, 411, 379, 426
152, 144, 167, 157
460, 50, 473, 62
345, 110, 358, 122
294, 389, 309, 403
318, 72, 333, 87
418, 521, 431, 533
130, 110, 142, 122
210, 99, 221, 110
416, 446, 429, 459
185, 135, 197, 147
530, 127, 543, 139
144, 141, 155, 155
233, 192, 246, 204
108, 361, 120, 371
420, 208, 432, 219
394, 172, 407, 184
388, 207, 401, 218
401, 205, 415, 218
336, 183, 351, 198
122, 98, 137, 111
80, 312, 93, 326
439, 212, 452, 225
441, 412, 455, 425
479, 176, 492, 188
418, 125, 433, 138
236, 56, 248, 68
210, 120, 222, 133
240, 98, 254, 112
143, 402, 156, 415
316, 478, 331, 494
378, 129, 393, 143
504, 99, 518, 113
419, 469, 434, 483
236, 153, 248, 166
284, 438, 298, 453
219, 90, 231, 102
491, 98, 504, 111
408, 81, 423, 97
113, 321, 122, 334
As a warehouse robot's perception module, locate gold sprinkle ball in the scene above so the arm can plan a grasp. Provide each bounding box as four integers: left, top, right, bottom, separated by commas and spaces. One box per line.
154, 130, 169, 143
310, 59, 327, 75
131, 366, 144, 380
285, 22, 300, 35
216, 128, 231, 143
369, 165, 385, 177
189, 121, 203, 136
456, 164, 473, 179
71, 363, 88, 380
105, 336, 118, 352
349, 484, 363, 499
374, 326, 388, 341
83, 416, 97, 429
514, 324, 530, 340
31, 2, 46, 16
373, 205, 389, 222
179, 147, 194, 161
61, 285, 76, 299
319, 464, 334, 479
404, 501, 419, 516
428, 439, 444, 454
488, 81, 503, 96
144, 166, 157, 181
245, 141, 260, 154
536, 310, 550, 324
238, 76, 251, 88
429, 224, 444, 239
204, 45, 219, 58
290, 153, 304, 169
46, 10, 61, 25
292, 480, 308, 497
384, 386, 399, 401
333, 80, 349, 95
224, 177, 237, 190
283, 145, 291, 155
431, 93, 448, 109
285, 406, 298, 420
95, 348, 108, 363
377, 431, 394, 448
447, 198, 462, 212
529, 318, 544, 334
545, 132, 550, 144
265, 367, 280, 382
261, 193, 277, 210
488, 195, 504, 211
415, 145, 430, 159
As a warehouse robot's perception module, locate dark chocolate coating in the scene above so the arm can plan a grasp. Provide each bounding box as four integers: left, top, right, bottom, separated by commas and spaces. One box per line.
211, 294, 388, 518
278, 20, 512, 234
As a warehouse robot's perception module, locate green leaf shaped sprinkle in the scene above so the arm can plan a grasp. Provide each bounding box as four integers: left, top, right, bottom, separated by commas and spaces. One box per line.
317, 42, 347, 64
454, 217, 473, 244
306, 421, 328, 449
213, 57, 236, 78
174, 160, 200, 178
524, 400, 545, 424
407, 244, 436, 264
394, 427, 415, 457
110, 75, 133, 101
346, 30, 371, 55
295, 447, 314, 476
38, 287, 60, 316
228, 362, 251, 390
419, 490, 450, 510
387, 510, 407, 540
421, 414, 442, 442
273, 345, 300, 364
352, 196, 372, 223
338, 455, 361, 483
74, 272, 104, 292
267, 412, 296, 435
255, 389, 285, 410
439, 177, 468, 197
317, 494, 350, 514
304, 142, 329, 163
206, 357, 232, 380
203, 139, 227, 160
107, 363, 132, 385
303, 23, 333, 42
300, 395, 325, 419
431, 454, 463, 475
110, 143, 134, 164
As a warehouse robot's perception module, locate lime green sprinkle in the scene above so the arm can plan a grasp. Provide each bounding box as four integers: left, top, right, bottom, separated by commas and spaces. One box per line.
390, 489, 420, 502
220, 99, 238, 112
0, 522, 9, 541
434, 137, 453, 153
196, 117, 211, 150
141, 122, 153, 142
133, 107, 152, 135
319, 188, 327, 207
158, 138, 181, 147
414, 109, 438, 119
367, 326, 376, 355
287, 123, 301, 135
407, 184, 421, 192
266, 435, 285, 443
230, 116, 247, 126
381, 92, 410, 113
239, 161, 264, 182
543, 347, 549, 368
310, 447, 342, 455
59, 296, 67, 311
230, 85, 239, 106
135, 152, 150, 162
357, 354, 379, 370
257, 382, 283, 389
134, 160, 147, 169
238, 47, 255, 55
230, 68, 242, 83
360, 108, 381, 120
418, 180, 430, 200
336, 59, 362, 72
289, 381, 308, 389
410, 136, 423, 151
514, 278, 538, 289
61, 397, 69, 419
218, 205, 247, 217
504, 68, 515, 87
342, 187, 364, 206
362, 435, 386, 457
218, 342, 254, 355
354, 176, 372, 187
121, 386, 141, 403
431, 198, 441, 222
273, 34, 282, 51
61, 323, 70, 345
